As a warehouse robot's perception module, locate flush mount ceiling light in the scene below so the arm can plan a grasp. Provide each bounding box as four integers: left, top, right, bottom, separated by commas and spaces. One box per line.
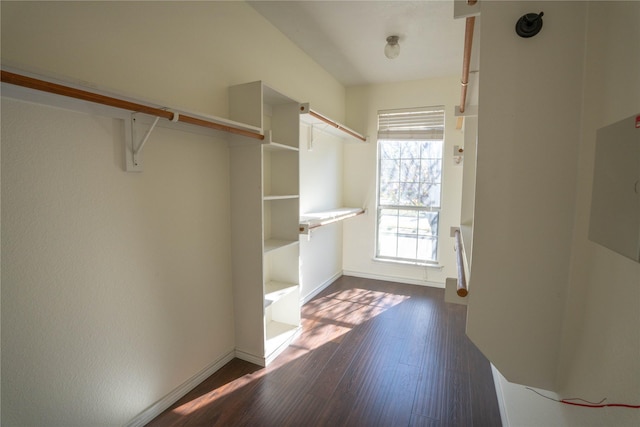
384, 35, 400, 59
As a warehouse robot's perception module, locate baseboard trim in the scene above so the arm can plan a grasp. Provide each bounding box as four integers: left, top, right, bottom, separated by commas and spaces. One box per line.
342, 270, 444, 288
126, 350, 236, 427
234, 349, 266, 367
301, 271, 343, 305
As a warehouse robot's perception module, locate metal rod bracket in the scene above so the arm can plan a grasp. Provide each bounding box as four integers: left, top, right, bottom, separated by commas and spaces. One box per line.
125, 113, 160, 172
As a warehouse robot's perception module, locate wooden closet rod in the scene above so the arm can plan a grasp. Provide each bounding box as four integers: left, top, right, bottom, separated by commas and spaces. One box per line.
308, 110, 367, 142
1, 70, 264, 141
459, 16, 476, 115
454, 230, 468, 297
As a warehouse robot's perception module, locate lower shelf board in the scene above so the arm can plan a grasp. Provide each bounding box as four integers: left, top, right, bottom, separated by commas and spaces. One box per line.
265, 321, 300, 359
264, 281, 299, 307
264, 239, 299, 253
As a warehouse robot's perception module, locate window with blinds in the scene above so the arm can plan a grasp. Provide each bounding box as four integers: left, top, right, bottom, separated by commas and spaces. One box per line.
376, 106, 445, 264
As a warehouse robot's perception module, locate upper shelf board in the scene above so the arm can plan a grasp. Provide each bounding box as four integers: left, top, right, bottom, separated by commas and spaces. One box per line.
299, 207, 365, 234
1, 69, 263, 140
299, 104, 367, 143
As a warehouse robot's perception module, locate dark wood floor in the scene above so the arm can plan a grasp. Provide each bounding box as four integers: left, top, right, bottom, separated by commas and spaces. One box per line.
147, 276, 502, 427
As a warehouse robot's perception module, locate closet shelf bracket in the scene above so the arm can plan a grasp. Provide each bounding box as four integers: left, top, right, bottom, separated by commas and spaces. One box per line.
307, 125, 319, 151
126, 111, 177, 172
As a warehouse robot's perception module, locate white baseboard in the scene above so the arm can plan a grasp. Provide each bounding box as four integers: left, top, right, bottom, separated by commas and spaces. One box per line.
234, 349, 266, 367
301, 271, 343, 305
126, 350, 236, 427
342, 269, 444, 289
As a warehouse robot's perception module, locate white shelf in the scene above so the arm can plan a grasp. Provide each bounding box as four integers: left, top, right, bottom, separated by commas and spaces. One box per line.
264, 281, 299, 307
299, 104, 367, 143
265, 321, 299, 357
262, 130, 299, 152
264, 239, 299, 253
1, 72, 262, 139
263, 195, 299, 201
299, 207, 365, 234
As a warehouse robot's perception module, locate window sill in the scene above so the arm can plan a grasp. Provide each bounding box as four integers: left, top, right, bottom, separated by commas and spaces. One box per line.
373, 257, 443, 270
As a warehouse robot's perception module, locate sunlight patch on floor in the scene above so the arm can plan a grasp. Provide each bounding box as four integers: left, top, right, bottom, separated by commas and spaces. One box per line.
171, 288, 410, 416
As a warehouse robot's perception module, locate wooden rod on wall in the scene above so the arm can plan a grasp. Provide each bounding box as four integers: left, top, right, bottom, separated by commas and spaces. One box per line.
454, 230, 468, 297
459, 16, 476, 115
1, 70, 265, 140
308, 110, 367, 142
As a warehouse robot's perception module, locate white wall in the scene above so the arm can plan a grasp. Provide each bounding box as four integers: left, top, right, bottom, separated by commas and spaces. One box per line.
299, 124, 344, 300
343, 77, 464, 286
1, 2, 346, 425
557, 0, 640, 416
466, 0, 586, 390
481, 1, 639, 426
2, 99, 234, 426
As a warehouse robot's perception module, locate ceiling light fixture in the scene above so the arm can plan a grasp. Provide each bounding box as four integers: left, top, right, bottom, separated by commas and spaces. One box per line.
384, 35, 400, 59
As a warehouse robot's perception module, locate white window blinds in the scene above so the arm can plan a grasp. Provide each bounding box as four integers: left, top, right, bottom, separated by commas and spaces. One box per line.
377, 106, 445, 140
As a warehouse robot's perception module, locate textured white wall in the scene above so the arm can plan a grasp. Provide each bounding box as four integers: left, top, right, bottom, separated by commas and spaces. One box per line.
466, 0, 586, 390
299, 124, 344, 300
343, 76, 464, 286
1, 2, 346, 425
2, 99, 235, 425
0, 2, 345, 122
558, 0, 640, 413
483, 2, 639, 426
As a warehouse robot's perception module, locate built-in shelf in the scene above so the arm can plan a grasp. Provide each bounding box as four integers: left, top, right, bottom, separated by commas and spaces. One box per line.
264, 239, 299, 253
265, 321, 300, 359
262, 131, 299, 152
299, 207, 365, 234
299, 104, 367, 143
229, 81, 301, 367
264, 281, 299, 307
263, 195, 299, 201
1, 69, 262, 140
266, 321, 299, 341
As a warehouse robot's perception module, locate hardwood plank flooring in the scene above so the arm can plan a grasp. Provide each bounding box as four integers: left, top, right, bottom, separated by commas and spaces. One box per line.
147, 276, 502, 427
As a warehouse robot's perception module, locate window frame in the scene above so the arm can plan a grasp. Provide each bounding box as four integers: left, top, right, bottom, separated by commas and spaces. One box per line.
374, 106, 445, 266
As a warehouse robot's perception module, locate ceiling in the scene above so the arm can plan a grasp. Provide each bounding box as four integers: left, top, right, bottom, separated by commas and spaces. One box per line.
249, 0, 469, 87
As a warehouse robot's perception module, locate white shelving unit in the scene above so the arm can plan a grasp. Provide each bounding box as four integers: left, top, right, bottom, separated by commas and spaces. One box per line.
229, 81, 301, 366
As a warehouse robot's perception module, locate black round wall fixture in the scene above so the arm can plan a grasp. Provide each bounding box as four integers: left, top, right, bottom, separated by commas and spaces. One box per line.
515, 11, 544, 38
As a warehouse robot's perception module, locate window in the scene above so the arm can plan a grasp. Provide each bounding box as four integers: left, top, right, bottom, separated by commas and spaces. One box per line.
376, 106, 445, 264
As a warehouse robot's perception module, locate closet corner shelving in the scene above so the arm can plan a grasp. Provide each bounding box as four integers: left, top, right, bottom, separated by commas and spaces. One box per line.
298, 104, 367, 235
229, 81, 301, 366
